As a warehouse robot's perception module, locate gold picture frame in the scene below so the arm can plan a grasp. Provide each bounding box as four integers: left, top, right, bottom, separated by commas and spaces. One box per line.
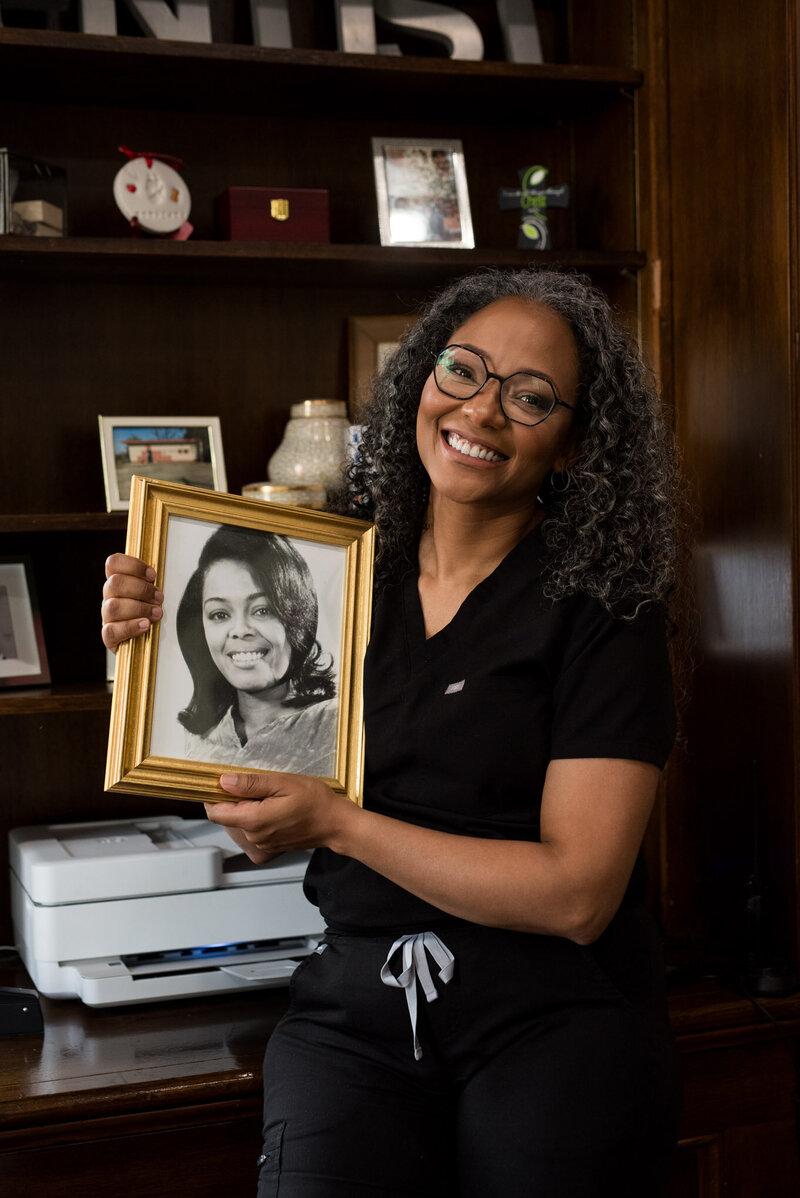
105, 477, 375, 805
348, 313, 419, 416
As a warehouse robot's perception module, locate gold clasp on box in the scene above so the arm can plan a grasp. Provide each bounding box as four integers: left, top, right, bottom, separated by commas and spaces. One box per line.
270, 198, 290, 222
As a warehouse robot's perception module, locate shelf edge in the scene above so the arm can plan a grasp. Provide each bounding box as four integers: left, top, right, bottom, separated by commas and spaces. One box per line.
0, 684, 113, 715
0, 27, 643, 88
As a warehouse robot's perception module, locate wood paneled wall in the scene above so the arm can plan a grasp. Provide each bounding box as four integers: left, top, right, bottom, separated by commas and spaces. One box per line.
656, 0, 800, 974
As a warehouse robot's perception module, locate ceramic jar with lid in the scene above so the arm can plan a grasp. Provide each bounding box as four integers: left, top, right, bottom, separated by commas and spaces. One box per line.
267, 400, 350, 492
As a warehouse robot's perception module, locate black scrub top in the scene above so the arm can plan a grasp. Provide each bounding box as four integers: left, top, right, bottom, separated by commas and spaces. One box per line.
304, 525, 676, 933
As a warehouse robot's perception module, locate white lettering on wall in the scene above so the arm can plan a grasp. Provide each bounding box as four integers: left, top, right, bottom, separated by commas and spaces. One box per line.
250, 0, 292, 49
78, 0, 542, 64
79, 0, 118, 35
120, 0, 212, 43
372, 0, 483, 60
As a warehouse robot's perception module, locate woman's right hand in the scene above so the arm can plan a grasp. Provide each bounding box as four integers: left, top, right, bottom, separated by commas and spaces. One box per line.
102, 553, 164, 652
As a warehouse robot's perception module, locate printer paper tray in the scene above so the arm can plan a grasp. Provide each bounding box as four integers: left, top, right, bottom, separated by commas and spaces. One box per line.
68, 958, 301, 1006
29, 936, 319, 1006
121, 936, 310, 977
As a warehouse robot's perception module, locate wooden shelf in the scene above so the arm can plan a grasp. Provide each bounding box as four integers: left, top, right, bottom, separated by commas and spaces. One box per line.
0, 682, 113, 715
668, 977, 800, 1052
0, 29, 642, 118
0, 237, 645, 283
0, 512, 127, 533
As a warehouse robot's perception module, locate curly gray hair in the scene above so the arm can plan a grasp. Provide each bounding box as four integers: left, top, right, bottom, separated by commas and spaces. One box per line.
330, 267, 683, 618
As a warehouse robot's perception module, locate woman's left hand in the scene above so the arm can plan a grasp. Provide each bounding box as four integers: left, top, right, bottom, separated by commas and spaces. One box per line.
206, 758, 660, 944
204, 771, 357, 864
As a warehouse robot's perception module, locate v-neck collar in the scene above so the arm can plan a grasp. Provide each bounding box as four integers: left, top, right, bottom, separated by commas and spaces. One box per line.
401, 522, 546, 665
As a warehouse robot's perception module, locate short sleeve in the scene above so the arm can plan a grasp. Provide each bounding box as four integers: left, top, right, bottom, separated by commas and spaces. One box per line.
549, 601, 676, 769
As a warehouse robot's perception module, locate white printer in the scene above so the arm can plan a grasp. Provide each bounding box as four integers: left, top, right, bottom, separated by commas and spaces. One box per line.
9, 815, 325, 1007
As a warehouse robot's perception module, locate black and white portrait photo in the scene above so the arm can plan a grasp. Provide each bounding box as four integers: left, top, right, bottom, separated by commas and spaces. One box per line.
149, 516, 345, 779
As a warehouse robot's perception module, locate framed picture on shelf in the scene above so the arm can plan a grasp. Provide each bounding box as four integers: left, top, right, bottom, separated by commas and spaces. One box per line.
105, 477, 375, 806
98, 415, 227, 512
348, 313, 420, 415
371, 137, 474, 249
0, 558, 50, 689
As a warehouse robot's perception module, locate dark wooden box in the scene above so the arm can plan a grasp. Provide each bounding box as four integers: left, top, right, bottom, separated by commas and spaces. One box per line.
217, 186, 330, 242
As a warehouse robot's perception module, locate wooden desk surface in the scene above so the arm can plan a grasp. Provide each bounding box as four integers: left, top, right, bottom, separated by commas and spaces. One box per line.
3, 952, 800, 1132
2, 954, 800, 1198
0, 955, 283, 1145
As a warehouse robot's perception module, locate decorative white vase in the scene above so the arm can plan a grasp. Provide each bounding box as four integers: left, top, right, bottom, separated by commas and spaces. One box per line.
267, 400, 350, 491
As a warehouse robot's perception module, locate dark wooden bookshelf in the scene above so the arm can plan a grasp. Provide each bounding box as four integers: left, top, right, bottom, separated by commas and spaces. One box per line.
0, 512, 128, 533
0, 2, 643, 939
0, 236, 646, 283
0, 682, 113, 716
0, 28, 642, 118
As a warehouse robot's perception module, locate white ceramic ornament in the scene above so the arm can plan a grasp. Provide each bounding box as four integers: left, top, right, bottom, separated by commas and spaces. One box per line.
113, 156, 191, 234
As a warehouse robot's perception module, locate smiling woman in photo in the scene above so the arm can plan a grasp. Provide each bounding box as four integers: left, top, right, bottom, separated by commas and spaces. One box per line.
175, 524, 338, 778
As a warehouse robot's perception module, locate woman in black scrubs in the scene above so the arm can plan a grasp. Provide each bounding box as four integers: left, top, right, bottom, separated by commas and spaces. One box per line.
102, 268, 683, 1198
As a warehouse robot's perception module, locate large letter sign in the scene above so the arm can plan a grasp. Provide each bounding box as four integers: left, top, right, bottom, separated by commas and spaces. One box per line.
77, 0, 542, 63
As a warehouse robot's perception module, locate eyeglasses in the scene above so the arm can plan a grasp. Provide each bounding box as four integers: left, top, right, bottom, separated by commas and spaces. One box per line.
433, 344, 577, 428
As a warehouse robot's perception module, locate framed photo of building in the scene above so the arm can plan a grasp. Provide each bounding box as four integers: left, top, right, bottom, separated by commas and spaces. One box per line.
98, 415, 227, 512
371, 137, 474, 249
0, 558, 50, 689
105, 477, 374, 805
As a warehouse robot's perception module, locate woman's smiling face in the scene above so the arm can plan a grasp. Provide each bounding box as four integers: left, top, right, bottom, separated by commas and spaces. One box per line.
201, 559, 291, 694
416, 296, 581, 515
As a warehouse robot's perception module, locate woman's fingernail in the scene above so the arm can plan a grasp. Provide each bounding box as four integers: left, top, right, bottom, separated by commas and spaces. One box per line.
138, 619, 150, 631
220, 774, 239, 787
145, 567, 156, 581
154, 589, 164, 602
151, 606, 162, 619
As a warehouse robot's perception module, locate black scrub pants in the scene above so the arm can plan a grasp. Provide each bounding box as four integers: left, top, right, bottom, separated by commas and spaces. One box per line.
256, 911, 680, 1198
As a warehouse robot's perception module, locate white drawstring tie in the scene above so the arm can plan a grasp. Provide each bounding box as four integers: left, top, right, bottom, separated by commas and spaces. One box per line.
380, 932, 455, 1060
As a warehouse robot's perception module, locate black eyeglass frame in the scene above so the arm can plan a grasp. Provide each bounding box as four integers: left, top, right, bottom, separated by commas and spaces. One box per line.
433, 344, 578, 428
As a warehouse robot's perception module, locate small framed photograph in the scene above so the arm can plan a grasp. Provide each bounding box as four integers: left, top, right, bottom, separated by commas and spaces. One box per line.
98, 415, 228, 512
105, 477, 374, 805
348, 313, 419, 415
371, 137, 474, 249
0, 558, 50, 689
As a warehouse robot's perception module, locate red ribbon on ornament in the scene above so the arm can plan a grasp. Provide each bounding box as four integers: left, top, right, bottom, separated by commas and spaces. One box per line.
118, 144, 185, 171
